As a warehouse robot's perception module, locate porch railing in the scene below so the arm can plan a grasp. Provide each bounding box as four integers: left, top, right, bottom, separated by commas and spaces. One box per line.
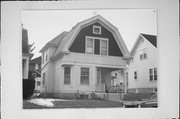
108, 85, 125, 93
95, 84, 105, 93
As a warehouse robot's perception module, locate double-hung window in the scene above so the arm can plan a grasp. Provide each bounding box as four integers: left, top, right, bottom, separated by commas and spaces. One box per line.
80, 68, 89, 85
100, 39, 108, 55
64, 67, 71, 84
149, 69, 153, 81
140, 48, 147, 60
149, 68, 158, 82
86, 37, 94, 54
134, 71, 137, 80
154, 68, 157, 81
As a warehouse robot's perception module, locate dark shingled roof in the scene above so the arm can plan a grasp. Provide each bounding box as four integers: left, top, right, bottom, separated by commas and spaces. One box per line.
141, 33, 157, 47
30, 56, 41, 64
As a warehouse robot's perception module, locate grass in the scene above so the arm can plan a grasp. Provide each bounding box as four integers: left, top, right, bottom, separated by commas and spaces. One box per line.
23, 99, 123, 109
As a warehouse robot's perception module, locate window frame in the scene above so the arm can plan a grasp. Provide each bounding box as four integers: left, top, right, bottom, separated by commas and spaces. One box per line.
93, 25, 101, 34
140, 48, 147, 60
149, 69, 154, 82
32, 73, 37, 78
85, 37, 94, 54
37, 81, 41, 86
149, 68, 158, 82
64, 66, 71, 85
100, 39, 108, 56
80, 67, 90, 85
85, 36, 108, 56
134, 71, 138, 80
45, 54, 48, 62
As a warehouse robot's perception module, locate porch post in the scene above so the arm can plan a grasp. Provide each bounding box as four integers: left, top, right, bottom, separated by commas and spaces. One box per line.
124, 68, 127, 94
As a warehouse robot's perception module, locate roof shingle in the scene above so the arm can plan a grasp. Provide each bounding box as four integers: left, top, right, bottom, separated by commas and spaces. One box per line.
141, 33, 157, 47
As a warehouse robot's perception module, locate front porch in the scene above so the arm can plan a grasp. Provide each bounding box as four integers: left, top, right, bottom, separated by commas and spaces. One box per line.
95, 67, 126, 93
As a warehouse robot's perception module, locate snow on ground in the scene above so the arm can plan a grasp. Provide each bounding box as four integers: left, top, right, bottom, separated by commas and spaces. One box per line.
27, 98, 70, 107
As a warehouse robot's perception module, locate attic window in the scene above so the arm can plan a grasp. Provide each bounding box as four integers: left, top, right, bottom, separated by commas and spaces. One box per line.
140, 48, 147, 60
93, 25, 101, 34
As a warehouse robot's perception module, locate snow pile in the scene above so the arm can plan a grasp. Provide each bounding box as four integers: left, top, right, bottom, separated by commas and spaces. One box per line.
27, 98, 54, 107
27, 98, 70, 107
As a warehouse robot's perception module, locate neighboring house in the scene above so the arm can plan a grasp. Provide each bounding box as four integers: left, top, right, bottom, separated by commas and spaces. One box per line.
22, 27, 33, 79
127, 33, 158, 93
111, 70, 126, 92
40, 15, 131, 98
29, 56, 42, 92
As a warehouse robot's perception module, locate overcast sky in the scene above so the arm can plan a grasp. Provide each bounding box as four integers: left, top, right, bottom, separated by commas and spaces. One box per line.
21, 9, 157, 59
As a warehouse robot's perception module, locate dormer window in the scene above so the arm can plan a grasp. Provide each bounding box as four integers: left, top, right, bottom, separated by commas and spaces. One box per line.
93, 25, 101, 34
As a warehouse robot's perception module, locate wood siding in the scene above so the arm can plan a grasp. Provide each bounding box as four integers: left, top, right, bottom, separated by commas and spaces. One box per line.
69, 22, 123, 57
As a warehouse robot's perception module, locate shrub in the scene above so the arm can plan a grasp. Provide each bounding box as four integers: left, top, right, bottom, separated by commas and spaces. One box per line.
90, 92, 99, 100
75, 90, 80, 99
23, 78, 35, 99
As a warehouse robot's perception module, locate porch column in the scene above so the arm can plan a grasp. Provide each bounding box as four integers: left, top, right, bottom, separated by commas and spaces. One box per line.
23, 57, 29, 79
123, 68, 127, 94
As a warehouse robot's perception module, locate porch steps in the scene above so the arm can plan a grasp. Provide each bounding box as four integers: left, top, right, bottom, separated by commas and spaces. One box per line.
108, 93, 123, 101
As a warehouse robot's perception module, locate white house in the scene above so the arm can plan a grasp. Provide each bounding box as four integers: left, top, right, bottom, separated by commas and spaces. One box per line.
40, 15, 131, 99
29, 56, 42, 92
127, 33, 158, 93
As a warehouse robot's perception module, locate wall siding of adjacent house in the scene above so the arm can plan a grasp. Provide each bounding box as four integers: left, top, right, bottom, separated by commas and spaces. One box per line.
69, 21, 123, 57
128, 37, 157, 91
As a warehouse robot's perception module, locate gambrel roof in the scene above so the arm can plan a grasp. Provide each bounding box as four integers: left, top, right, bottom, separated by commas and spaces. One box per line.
40, 15, 131, 59
130, 33, 157, 56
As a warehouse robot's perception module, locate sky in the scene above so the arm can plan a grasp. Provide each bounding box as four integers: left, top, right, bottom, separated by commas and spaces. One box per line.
21, 9, 157, 59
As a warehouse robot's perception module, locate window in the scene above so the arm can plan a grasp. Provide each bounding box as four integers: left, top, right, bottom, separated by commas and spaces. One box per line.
46, 54, 48, 61
42, 53, 44, 64
154, 68, 157, 81
149, 69, 153, 81
100, 39, 108, 55
134, 71, 137, 80
80, 68, 89, 84
93, 25, 101, 34
37, 81, 41, 86
85, 36, 108, 56
32, 73, 37, 78
35, 64, 38, 70
115, 73, 117, 77
149, 68, 158, 82
126, 72, 128, 87
64, 67, 71, 84
42, 73, 46, 85
86, 37, 94, 54
140, 48, 147, 60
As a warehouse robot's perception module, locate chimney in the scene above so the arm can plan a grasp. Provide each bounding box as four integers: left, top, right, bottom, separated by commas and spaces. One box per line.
92, 11, 97, 17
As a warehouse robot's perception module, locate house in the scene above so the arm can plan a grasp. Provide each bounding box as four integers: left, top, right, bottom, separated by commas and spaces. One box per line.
40, 15, 131, 99
22, 27, 33, 79
127, 33, 158, 93
29, 56, 42, 92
